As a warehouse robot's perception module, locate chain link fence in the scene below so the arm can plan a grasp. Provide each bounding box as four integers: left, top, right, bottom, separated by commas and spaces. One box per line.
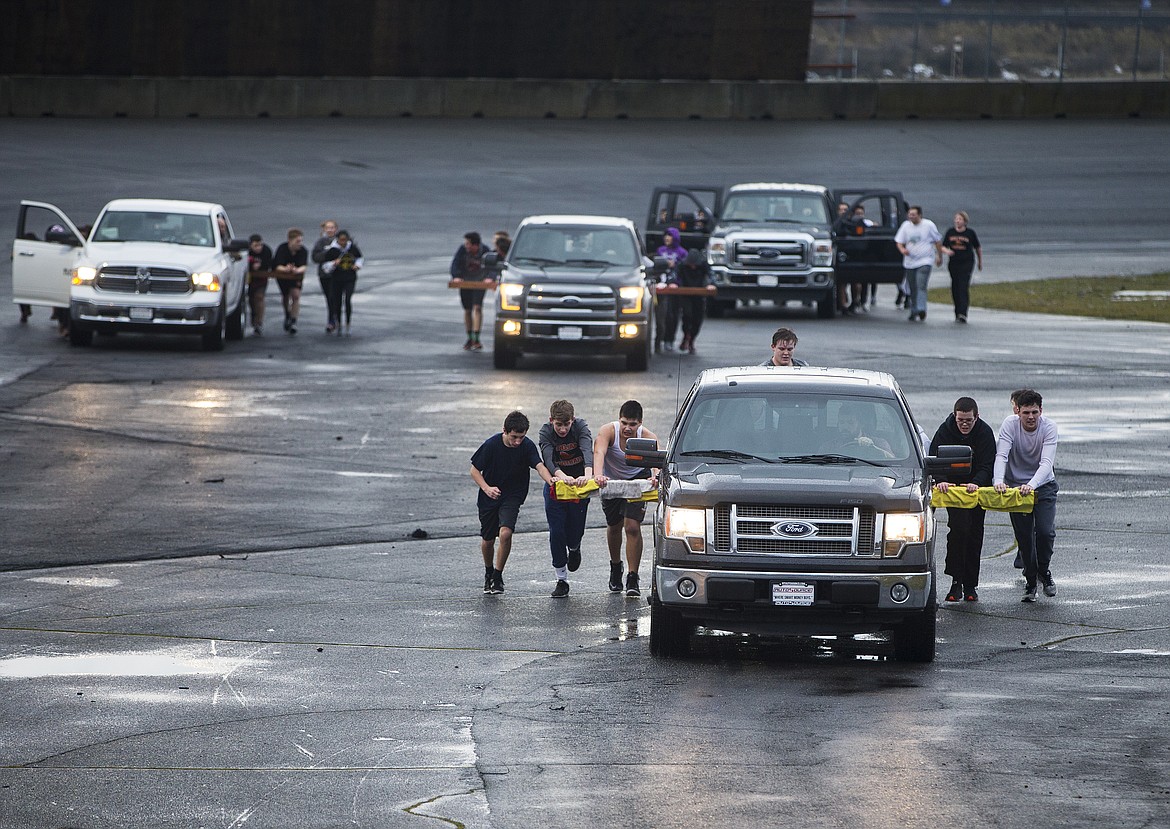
810, 0, 1170, 81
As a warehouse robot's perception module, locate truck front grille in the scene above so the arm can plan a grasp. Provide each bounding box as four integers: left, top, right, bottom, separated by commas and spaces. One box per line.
732, 239, 808, 269
96, 266, 192, 294
527, 283, 616, 319
713, 503, 877, 557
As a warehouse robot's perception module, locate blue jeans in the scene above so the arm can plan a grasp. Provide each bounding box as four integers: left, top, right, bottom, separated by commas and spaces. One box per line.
906, 265, 932, 315
1009, 480, 1058, 585
544, 484, 589, 569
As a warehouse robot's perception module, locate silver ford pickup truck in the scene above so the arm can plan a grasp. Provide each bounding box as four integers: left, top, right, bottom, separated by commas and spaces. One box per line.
626, 366, 971, 662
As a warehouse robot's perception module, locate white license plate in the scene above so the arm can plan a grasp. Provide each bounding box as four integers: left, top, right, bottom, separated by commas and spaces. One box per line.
758, 275, 779, 288
558, 326, 583, 341
773, 582, 815, 606
129, 307, 153, 320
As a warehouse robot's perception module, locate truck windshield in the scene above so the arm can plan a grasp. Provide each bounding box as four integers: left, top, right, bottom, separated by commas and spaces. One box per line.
93, 211, 215, 247
511, 227, 639, 267
722, 194, 828, 225
674, 393, 915, 464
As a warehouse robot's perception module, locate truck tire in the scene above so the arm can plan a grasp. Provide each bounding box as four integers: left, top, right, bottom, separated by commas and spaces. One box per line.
69, 326, 94, 347
225, 293, 244, 341
649, 602, 692, 658
626, 335, 650, 372
816, 292, 837, 319
892, 603, 937, 663
493, 344, 519, 369
201, 301, 226, 352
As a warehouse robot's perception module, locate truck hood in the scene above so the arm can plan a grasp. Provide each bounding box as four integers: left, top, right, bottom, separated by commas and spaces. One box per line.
666, 462, 927, 512
83, 241, 224, 272
503, 263, 643, 284
712, 222, 829, 238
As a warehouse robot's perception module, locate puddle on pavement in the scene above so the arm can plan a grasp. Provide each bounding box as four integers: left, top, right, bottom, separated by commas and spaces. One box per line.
0, 650, 258, 679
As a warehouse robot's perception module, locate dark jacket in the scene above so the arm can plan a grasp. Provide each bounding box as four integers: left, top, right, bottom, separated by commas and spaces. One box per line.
677, 248, 712, 289
929, 413, 996, 486
450, 243, 488, 280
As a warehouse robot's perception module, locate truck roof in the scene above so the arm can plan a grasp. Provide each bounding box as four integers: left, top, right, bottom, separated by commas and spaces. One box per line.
101, 199, 224, 214
694, 366, 902, 397
727, 183, 830, 195
517, 214, 638, 231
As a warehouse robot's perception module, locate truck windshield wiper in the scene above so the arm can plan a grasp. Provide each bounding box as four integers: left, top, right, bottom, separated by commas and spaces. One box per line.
763, 218, 813, 225
680, 449, 777, 464
777, 454, 885, 467
513, 256, 565, 266
563, 258, 614, 267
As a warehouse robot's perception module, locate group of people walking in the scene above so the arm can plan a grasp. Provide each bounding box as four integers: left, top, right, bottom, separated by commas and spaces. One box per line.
469, 399, 657, 600
895, 206, 983, 323
245, 219, 363, 337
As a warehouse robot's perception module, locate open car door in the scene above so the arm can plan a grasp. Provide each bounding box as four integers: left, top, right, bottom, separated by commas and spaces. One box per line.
13, 201, 86, 308
645, 185, 722, 254
832, 189, 907, 285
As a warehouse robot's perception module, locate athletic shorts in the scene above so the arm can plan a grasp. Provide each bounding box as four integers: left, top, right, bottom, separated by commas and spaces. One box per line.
248, 276, 269, 297
479, 495, 523, 540
460, 288, 487, 310
602, 497, 647, 527
277, 276, 303, 298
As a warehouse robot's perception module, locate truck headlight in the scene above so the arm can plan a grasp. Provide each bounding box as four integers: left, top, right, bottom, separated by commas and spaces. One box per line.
499, 282, 523, 312
883, 512, 925, 556
618, 285, 643, 314
665, 507, 706, 552
813, 241, 833, 267
71, 266, 97, 285
707, 240, 727, 265
192, 272, 221, 292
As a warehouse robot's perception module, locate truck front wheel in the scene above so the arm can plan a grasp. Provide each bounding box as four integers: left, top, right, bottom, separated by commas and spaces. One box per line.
649, 602, 692, 658
892, 606, 937, 662
69, 326, 93, 347
493, 343, 519, 369
626, 335, 650, 372
202, 302, 226, 352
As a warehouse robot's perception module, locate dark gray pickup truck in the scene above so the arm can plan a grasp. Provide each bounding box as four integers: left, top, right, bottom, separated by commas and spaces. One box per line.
626, 366, 971, 662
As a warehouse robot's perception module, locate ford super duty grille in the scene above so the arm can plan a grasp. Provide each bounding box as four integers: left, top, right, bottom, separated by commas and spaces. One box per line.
713, 504, 877, 557
732, 239, 808, 269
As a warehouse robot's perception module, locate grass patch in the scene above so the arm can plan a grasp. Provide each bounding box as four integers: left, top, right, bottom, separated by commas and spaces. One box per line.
927, 272, 1170, 324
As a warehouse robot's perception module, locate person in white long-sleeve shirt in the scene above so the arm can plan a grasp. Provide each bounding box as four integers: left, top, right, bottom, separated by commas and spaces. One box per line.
993, 389, 1059, 603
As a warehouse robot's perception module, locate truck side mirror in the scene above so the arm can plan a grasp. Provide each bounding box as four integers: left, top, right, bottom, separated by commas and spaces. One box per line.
225, 238, 249, 253
651, 256, 669, 275
482, 251, 500, 271
625, 437, 666, 469
924, 445, 973, 481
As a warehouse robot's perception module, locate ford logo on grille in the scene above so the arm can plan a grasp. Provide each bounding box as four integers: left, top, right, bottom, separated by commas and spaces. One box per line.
758, 248, 780, 259
771, 520, 818, 538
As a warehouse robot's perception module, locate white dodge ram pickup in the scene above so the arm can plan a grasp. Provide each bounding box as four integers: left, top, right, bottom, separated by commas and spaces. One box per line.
13, 199, 248, 351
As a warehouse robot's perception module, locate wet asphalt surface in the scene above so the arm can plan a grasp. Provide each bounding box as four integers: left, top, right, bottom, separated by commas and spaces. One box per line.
0, 119, 1168, 828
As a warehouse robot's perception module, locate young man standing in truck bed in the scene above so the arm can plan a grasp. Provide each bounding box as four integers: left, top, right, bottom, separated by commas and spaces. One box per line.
593, 400, 658, 598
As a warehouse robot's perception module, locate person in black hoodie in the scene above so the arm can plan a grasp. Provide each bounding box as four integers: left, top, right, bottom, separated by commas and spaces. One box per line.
930, 396, 997, 602
676, 248, 714, 354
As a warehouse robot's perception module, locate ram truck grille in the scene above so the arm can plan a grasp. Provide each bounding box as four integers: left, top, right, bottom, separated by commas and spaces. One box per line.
96, 266, 192, 294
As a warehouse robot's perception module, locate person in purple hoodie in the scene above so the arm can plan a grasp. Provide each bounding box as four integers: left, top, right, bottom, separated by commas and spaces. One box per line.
654, 227, 687, 352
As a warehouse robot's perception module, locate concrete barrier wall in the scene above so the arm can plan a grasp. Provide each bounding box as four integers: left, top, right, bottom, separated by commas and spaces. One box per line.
4, 76, 1169, 120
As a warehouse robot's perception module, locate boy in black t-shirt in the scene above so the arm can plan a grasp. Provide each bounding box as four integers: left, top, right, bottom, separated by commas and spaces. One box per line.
470, 411, 555, 595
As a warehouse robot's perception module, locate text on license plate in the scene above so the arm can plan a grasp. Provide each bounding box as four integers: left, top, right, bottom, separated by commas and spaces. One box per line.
758, 275, 779, 287
772, 582, 815, 606
130, 307, 153, 320
558, 326, 583, 341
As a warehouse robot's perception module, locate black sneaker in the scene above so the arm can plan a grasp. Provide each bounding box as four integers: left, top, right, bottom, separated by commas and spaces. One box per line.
608, 562, 623, 593
1022, 583, 1038, 603
567, 547, 582, 572
625, 572, 641, 598
551, 579, 570, 598
964, 588, 979, 602
1041, 572, 1057, 597
483, 571, 493, 595
491, 571, 505, 594
945, 582, 963, 602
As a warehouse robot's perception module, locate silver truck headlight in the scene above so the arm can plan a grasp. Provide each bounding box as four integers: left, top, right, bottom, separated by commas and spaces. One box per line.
71, 266, 97, 285
707, 240, 727, 265
192, 272, 221, 292
883, 512, 925, 556
619, 285, 643, 314
813, 241, 833, 267
665, 506, 706, 552
499, 282, 523, 311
